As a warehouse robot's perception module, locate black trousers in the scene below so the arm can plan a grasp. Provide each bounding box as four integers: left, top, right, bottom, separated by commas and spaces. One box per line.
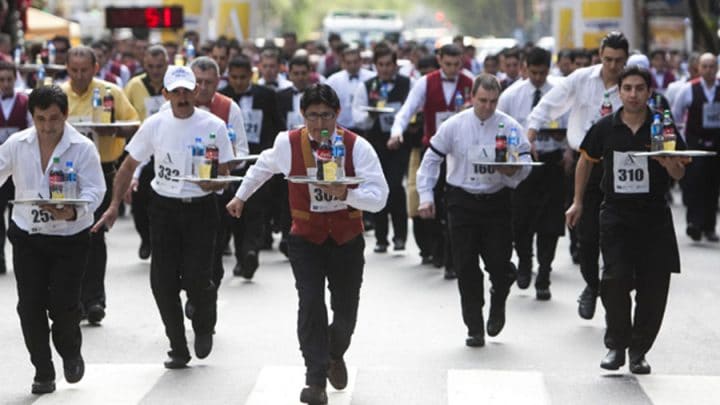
446, 186, 517, 336
0, 178, 14, 269
9, 222, 90, 381
81, 168, 113, 309
131, 160, 154, 246
578, 163, 603, 292
681, 155, 720, 233
599, 202, 678, 356
213, 188, 235, 287
149, 192, 219, 358
227, 168, 271, 263
373, 140, 409, 245
288, 234, 364, 388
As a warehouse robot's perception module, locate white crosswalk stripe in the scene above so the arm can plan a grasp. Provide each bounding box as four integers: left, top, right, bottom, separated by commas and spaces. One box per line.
447, 369, 551, 405
637, 374, 720, 405
244, 366, 356, 405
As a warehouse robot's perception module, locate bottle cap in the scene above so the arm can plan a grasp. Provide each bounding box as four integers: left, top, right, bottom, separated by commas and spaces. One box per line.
53, 156, 60, 163
209, 132, 216, 139
321, 129, 329, 137
65, 160, 73, 167
195, 137, 202, 142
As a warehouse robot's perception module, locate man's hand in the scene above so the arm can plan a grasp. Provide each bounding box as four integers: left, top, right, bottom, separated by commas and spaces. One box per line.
418, 202, 435, 219
496, 165, 521, 176
317, 183, 348, 200
387, 134, 403, 150
91, 204, 119, 233
652, 155, 691, 169
124, 178, 139, 204
39, 204, 76, 221
565, 202, 583, 229
226, 197, 245, 218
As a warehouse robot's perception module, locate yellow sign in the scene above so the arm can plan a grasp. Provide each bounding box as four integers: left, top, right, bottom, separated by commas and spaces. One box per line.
583, 31, 610, 49
581, 0, 622, 19
558, 8, 574, 49
217, 1, 251, 40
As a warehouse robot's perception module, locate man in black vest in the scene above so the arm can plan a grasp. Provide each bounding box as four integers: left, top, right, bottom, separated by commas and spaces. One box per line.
352, 44, 411, 252
671, 52, 720, 242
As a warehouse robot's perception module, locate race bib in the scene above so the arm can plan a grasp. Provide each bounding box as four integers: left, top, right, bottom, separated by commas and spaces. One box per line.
0, 126, 19, 144
613, 152, 649, 194
154, 149, 188, 195
435, 111, 454, 128
306, 167, 348, 213
286, 111, 304, 129
144, 95, 165, 118
702, 102, 720, 128
465, 144, 499, 184
379, 102, 401, 132
15, 190, 69, 234
244, 109, 263, 144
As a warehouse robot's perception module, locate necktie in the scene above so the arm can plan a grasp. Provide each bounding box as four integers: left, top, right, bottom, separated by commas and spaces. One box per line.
532, 88, 542, 107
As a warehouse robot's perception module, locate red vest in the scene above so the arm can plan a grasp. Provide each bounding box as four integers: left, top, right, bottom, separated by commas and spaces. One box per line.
0, 93, 29, 130
422, 70, 473, 146
102, 71, 120, 85
287, 127, 364, 245
208, 93, 232, 124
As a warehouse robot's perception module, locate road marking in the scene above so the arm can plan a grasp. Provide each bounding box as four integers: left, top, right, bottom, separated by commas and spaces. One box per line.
637, 374, 720, 405
33, 364, 164, 405
244, 365, 356, 405
448, 369, 551, 405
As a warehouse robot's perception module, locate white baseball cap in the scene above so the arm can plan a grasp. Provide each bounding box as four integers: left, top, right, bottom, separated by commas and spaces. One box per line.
164, 66, 196, 91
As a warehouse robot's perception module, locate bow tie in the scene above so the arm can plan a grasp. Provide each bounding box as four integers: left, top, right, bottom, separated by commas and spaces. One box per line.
349, 74, 359, 80
380, 80, 393, 85
266, 81, 278, 87
442, 77, 456, 83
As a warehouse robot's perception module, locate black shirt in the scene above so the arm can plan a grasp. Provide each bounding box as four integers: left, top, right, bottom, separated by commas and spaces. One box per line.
580, 107, 686, 203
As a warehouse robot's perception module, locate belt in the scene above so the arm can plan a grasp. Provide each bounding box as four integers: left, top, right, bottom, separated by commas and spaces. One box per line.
101, 161, 118, 174
446, 184, 509, 201
154, 192, 216, 205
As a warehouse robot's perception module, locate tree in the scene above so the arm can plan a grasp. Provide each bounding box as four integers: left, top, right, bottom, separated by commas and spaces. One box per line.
688, 0, 719, 53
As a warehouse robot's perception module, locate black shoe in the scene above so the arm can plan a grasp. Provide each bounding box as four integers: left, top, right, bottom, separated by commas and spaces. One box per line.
373, 243, 388, 253
279, 239, 289, 257
577, 286, 598, 320
184, 300, 195, 320
465, 334, 485, 347
704, 231, 720, 242
327, 357, 348, 390
487, 300, 506, 337
86, 304, 105, 325
443, 267, 457, 280
194, 333, 213, 359
163, 351, 190, 369
687, 225, 702, 241
629, 355, 651, 374
31, 379, 56, 394
536, 287, 551, 301
300, 385, 328, 405
232, 262, 243, 277
421, 255, 433, 265
393, 238, 406, 251
240, 251, 259, 280
138, 241, 151, 260
432, 254, 444, 269
600, 349, 626, 370
63, 356, 84, 383
516, 270, 531, 289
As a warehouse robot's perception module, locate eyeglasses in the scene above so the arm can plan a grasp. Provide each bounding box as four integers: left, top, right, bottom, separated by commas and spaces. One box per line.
304, 111, 336, 121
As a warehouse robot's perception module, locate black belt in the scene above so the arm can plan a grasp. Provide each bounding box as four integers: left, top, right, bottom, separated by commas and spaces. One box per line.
446, 184, 510, 201
153, 192, 216, 205
101, 161, 118, 174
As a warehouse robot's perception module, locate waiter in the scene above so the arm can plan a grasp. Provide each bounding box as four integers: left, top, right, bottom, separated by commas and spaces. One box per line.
417, 74, 531, 347
567, 66, 687, 374
0, 85, 105, 394
226, 84, 388, 405
93, 66, 234, 369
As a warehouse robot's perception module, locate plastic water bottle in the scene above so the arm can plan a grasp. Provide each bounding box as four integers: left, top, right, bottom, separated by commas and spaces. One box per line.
49, 157, 64, 199
205, 133, 219, 178
13, 45, 22, 65
36, 55, 45, 89
185, 40, 196, 63
192, 137, 205, 177
332, 134, 345, 179
64, 161, 78, 199
495, 123, 507, 162
651, 114, 664, 151
47, 41, 56, 65
454, 91, 464, 111
377, 83, 389, 108
508, 127, 520, 162
227, 124, 237, 155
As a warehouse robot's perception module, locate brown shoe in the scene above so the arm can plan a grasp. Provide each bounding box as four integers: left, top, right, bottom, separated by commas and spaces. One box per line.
327, 358, 348, 390
300, 385, 328, 404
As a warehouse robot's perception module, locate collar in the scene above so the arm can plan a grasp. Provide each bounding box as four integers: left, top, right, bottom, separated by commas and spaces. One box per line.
141, 74, 163, 96
440, 72, 457, 82
348, 71, 360, 80
19, 122, 84, 146
701, 79, 717, 91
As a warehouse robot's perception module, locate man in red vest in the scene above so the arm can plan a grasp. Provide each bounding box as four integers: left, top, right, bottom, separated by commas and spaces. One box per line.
226, 84, 388, 405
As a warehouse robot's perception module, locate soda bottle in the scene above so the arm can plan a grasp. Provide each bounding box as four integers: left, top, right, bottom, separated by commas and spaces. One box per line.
192, 137, 206, 177
332, 134, 345, 179
377, 83, 388, 109
600, 92, 612, 116
454, 91, 464, 111
92, 88, 102, 122
102, 86, 115, 123
49, 157, 65, 200
316, 130, 333, 180
495, 122, 507, 162
651, 114, 664, 152
227, 124, 237, 156
47, 41, 56, 65
64, 160, 78, 199
662, 110, 676, 151
508, 127, 520, 162
205, 133, 220, 178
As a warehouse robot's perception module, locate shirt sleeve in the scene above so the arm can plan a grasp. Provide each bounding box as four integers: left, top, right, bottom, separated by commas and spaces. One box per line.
391, 76, 426, 136
527, 75, 575, 131
0, 138, 13, 186
344, 137, 389, 213
351, 84, 373, 130
229, 103, 249, 157
235, 132, 292, 201
671, 83, 692, 135
416, 118, 453, 205
578, 122, 602, 162
125, 118, 155, 162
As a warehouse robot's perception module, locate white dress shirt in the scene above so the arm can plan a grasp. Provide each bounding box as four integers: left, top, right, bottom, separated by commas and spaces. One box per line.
664, 78, 690, 107
235, 129, 389, 213
0, 123, 106, 235
526, 64, 621, 150
671, 79, 718, 135
416, 109, 532, 205
390, 70, 475, 138
325, 68, 376, 128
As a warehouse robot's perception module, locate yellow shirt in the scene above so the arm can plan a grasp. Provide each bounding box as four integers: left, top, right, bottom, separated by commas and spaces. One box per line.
124, 74, 165, 121
61, 78, 139, 162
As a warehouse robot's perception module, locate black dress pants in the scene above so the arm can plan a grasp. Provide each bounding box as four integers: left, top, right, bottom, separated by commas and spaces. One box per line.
81, 168, 113, 310
578, 163, 603, 292
131, 160, 154, 247
9, 222, 90, 381
288, 234, 364, 388
682, 155, 720, 233
373, 143, 409, 246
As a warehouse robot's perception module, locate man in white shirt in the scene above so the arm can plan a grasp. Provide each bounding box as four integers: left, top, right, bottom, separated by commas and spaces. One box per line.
93, 66, 234, 369
325, 46, 376, 134
226, 84, 388, 405
498, 47, 567, 301
0, 85, 105, 394
417, 74, 532, 347
526, 31, 629, 321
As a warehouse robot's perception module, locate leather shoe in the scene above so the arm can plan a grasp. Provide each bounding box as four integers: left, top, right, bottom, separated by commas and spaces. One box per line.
578, 286, 598, 320
241, 251, 259, 280
600, 349, 626, 370
393, 238, 406, 251
194, 333, 213, 359
138, 241, 151, 259
300, 385, 328, 404
374, 243, 388, 253
31, 379, 56, 394
705, 231, 720, 242
233, 262, 243, 276
86, 303, 105, 325
64, 356, 84, 383
163, 352, 190, 369
465, 334, 485, 347
687, 225, 702, 241
327, 358, 348, 390
536, 287, 551, 301
486, 303, 506, 337
629, 355, 651, 374
444, 267, 457, 280
516, 270, 531, 289
184, 300, 195, 320
421, 255, 433, 265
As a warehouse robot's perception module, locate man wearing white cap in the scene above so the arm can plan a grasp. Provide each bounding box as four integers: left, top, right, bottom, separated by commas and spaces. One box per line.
93, 66, 234, 369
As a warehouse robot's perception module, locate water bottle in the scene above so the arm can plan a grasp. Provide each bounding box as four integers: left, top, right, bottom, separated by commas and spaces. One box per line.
377, 83, 388, 109
227, 124, 237, 156
495, 123, 507, 162
647, 97, 656, 112
47, 41, 56, 65
508, 127, 520, 162
92, 88, 102, 122
205, 133, 219, 178
64, 161, 78, 199
49, 157, 64, 200
192, 137, 205, 177
35, 55, 45, 89
650, 114, 664, 152
316, 130, 333, 180
454, 91, 464, 111
600, 92, 612, 117
332, 134, 345, 179
185, 40, 196, 63
13, 45, 22, 65
662, 110, 676, 151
